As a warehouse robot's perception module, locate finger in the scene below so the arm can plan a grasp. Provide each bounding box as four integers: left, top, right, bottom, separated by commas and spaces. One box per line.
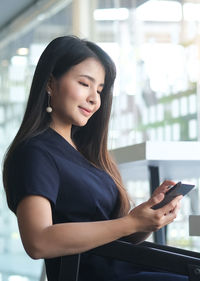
160, 195, 183, 214
159, 180, 176, 191
165, 217, 176, 225
153, 180, 176, 196
162, 207, 178, 225
170, 200, 181, 215
166, 208, 178, 221
161, 198, 182, 225
164, 201, 180, 217
147, 193, 165, 208
171, 204, 180, 216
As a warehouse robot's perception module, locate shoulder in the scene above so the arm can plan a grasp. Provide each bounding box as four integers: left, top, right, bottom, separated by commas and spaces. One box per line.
13, 129, 57, 168
7, 130, 61, 214
16, 129, 53, 155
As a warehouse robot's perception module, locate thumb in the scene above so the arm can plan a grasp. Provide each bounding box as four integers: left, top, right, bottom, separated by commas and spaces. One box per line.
148, 193, 165, 208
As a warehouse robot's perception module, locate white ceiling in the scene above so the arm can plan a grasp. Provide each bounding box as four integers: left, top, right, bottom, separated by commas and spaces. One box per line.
0, 0, 150, 33
0, 0, 150, 51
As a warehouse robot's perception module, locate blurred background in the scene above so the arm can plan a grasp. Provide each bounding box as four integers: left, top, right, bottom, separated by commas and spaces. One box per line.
0, 0, 200, 280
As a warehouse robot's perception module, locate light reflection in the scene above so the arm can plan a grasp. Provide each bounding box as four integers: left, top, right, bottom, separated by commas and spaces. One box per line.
11, 56, 27, 66
136, 0, 182, 22
17, 48, 29, 56
94, 8, 129, 21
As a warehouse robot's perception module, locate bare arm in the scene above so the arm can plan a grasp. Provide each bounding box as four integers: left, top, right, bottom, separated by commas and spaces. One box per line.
17, 195, 134, 259
121, 232, 152, 244
16, 181, 182, 260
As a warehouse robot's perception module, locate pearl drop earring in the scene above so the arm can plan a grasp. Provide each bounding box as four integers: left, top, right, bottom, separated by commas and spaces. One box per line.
46, 91, 52, 113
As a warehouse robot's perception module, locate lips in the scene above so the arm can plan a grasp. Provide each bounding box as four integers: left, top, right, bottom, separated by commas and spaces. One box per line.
79, 106, 92, 113
78, 106, 93, 117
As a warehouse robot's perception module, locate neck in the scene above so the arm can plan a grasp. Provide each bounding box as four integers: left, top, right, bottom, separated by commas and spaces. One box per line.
49, 121, 77, 150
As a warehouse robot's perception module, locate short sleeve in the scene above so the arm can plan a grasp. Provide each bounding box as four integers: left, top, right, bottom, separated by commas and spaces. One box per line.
8, 144, 60, 214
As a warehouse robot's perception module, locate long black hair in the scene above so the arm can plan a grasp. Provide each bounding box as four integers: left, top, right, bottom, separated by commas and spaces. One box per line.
2, 35, 131, 217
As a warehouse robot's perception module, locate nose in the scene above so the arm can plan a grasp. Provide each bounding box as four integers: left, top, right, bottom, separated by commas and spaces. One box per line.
87, 86, 99, 104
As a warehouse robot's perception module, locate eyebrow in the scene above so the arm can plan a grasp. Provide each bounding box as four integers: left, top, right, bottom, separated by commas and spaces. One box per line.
78, 74, 104, 87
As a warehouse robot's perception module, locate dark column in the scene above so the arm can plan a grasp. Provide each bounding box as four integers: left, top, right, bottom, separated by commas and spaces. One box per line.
148, 166, 166, 245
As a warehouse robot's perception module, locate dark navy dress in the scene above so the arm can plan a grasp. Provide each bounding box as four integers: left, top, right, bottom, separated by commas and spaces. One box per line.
8, 127, 188, 281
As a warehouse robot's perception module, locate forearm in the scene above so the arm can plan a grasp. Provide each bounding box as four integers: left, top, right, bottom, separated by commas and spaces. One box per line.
27, 216, 135, 259
121, 231, 152, 245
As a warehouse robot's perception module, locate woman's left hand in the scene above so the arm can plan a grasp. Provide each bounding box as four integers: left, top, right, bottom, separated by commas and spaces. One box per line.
152, 180, 181, 215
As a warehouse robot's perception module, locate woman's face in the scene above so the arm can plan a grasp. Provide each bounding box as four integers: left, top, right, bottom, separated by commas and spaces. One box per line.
48, 57, 105, 127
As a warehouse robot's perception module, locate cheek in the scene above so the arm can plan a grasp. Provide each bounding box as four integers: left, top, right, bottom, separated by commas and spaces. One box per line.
58, 84, 81, 105
95, 97, 101, 111
64, 83, 83, 102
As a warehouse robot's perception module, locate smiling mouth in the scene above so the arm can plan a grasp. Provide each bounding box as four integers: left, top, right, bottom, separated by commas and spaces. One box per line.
78, 106, 92, 116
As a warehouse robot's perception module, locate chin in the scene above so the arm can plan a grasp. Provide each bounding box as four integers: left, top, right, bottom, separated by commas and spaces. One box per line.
73, 119, 88, 127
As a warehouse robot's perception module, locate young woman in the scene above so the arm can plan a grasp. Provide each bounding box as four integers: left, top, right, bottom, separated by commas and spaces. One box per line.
2, 36, 187, 281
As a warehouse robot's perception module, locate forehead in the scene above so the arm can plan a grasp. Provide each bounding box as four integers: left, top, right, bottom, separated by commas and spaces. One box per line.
70, 58, 105, 80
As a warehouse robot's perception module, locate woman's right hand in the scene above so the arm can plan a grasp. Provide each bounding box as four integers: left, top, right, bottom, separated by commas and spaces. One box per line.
126, 185, 182, 233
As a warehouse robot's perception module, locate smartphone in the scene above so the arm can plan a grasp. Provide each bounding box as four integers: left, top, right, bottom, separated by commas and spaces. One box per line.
152, 181, 195, 210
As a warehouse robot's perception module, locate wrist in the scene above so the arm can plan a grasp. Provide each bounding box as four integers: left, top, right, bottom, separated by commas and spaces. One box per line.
119, 215, 138, 237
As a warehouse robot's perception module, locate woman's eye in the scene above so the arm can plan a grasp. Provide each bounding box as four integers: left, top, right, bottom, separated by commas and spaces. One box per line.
79, 81, 89, 87
79, 81, 102, 94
